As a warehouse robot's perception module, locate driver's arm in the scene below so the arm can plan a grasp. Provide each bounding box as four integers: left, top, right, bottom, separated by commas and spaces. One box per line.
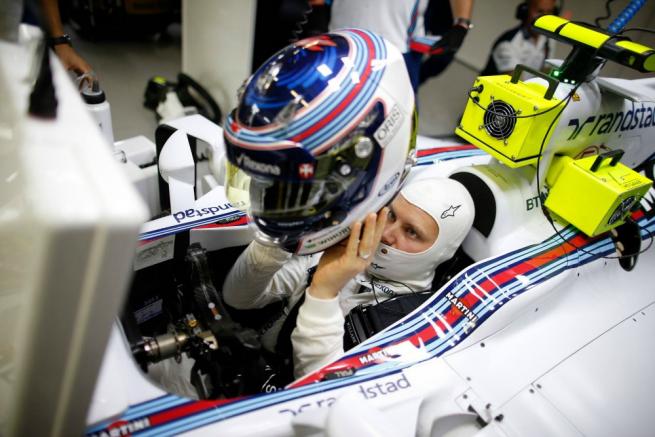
39, 0, 93, 76
291, 291, 345, 378
222, 240, 316, 310
290, 211, 387, 378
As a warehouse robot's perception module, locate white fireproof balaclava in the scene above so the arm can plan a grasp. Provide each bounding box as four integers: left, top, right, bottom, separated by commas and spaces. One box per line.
365, 177, 475, 292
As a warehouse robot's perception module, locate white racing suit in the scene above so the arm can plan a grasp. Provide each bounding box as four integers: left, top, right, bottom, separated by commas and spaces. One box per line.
222, 241, 419, 379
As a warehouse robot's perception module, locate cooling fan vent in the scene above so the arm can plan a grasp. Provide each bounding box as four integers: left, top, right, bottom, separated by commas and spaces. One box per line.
483, 100, 517, 140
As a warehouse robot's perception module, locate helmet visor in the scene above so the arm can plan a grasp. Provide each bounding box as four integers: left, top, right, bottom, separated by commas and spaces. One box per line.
224, 102, 384, 222
224, 151, 367, 220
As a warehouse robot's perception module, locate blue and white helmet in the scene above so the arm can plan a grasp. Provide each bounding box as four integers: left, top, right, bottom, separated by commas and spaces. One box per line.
224, 29, 416, 255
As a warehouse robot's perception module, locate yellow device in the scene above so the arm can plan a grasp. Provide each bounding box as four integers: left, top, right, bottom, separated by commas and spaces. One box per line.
545, 150, 652, 237
534, 15, 655, 73
456, 16, 655, 169
455, 65, 563, 168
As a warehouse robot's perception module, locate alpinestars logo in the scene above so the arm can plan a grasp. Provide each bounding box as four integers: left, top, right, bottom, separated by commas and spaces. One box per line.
236, 153, 281, 176
441, 204, 461, 219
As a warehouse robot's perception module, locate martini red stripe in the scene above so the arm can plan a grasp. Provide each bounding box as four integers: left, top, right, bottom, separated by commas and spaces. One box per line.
293, 231, 598, 386
148, 398, 235, 427
291, 29, 375, 143
293, 214, 655, 387
417, 145, 476, 157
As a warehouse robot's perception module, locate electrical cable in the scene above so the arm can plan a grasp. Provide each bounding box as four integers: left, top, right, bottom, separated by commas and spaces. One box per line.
595, 0, 617, 29
620, 27, 655, 35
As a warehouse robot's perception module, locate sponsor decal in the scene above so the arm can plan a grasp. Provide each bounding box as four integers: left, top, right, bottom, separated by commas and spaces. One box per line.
236, 153, 281, 176
88, 418, 151, 437
608, 196, 636, 225
173, 203, 237, 224
275, 219, 307, 228
358, 349, 392, 365
134, 235, 174, 270
526, 195, 541, 211
378, 171, 400, 197
445, 291, 479, 323
440, 204, 461, 219
374, 104, 403, 148
133, 296, 163, 324
278, 396, 336, 416
312, 227, 351, 247
371, 282, 395, 296
567, 105, 655, 141
358, 373, 411, 399
298, 163, 315, 179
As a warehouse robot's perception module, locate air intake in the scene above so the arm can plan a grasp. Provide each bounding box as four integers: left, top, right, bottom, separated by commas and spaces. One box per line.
483, 100, 516, 141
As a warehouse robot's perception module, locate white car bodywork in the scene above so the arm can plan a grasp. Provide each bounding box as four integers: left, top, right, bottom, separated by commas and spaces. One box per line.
2, 23, 655, 437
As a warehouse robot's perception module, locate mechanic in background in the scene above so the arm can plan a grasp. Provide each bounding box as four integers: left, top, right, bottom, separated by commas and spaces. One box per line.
480, 0, 559, 76
329, 0, 474, 93
33, 0, 94, 77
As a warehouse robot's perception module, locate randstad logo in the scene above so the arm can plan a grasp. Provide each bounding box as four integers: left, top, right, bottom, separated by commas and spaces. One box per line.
567, 105, 655, 141
236, 153, 281, 176
173, 203, 236, 224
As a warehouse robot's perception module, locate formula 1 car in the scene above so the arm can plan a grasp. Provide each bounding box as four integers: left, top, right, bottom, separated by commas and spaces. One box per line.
2, 8, 655, 437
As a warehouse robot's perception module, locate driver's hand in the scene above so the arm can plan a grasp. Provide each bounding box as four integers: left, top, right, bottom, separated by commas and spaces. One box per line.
309, 208, 388, 300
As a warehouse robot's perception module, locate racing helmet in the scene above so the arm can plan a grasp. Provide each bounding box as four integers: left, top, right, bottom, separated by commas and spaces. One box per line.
224, 29, 416, 254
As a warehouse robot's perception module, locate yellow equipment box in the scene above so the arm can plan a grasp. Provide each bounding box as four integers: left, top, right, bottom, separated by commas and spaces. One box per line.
455, 70, 563, 168
544, 151, 652, 236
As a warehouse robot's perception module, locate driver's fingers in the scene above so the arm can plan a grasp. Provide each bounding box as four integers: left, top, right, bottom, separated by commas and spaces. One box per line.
373, 207, 389, 244
358, 213, 377, 260
346, 221, 362, 259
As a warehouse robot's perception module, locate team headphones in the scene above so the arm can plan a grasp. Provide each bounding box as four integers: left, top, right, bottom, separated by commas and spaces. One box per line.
515, 0, 561, 21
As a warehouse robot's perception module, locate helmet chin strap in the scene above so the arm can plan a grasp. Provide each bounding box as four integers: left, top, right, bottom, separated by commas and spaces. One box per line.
400, 148, 417, 186
398, 107, 419, 191
254, 229, 289, 248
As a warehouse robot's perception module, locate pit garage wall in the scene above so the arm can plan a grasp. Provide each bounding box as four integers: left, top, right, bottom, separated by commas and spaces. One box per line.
419, 0, 655, 137
182, 0, 256, 116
